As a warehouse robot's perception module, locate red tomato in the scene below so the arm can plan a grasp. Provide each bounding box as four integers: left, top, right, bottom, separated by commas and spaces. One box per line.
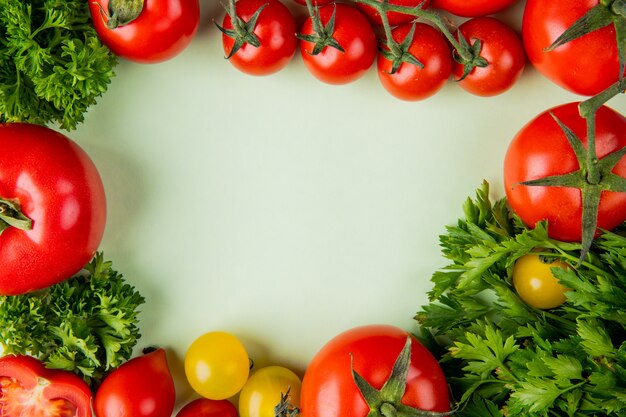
292, 0, 333, 6
356, 0, 432, 27
431, 0, 518, 17
504, 102, 626, 242
220, 0, 297, 76
94, 348, 176, 417
523, 0, 623, 96
377, 23, 452, 101
299, 325, 450, 417
452, 17, 525, 97
0, 355, 92, 417
0, 123, 106, 296
89, 0, 200, 63
299, 4, 377, 85
176, 398, 238, 417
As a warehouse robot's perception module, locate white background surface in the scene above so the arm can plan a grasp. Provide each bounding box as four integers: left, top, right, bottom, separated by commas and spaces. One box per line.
71, 0, 625, 410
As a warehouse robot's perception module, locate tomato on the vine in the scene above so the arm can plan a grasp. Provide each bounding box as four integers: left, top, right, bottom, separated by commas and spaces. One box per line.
377, 23, 452, 101
184, 331, 250, 400
176, 398, 238, 417
299, 3, 377, 85
522, 0, 624, 96
452, 17, 525, 97
0, 355, 92, 417
512, 254, 571, 309
504, 102, 626, 242
299, 325, 450, 417
292, 0, 333, 6
0, 123, 106, 296
431, 0, 518, 17
94, 348, 176, 417
219, 0, 297, 76
356, 0, 432, 27
89, 0, 200, 63
239, 366, 302, 417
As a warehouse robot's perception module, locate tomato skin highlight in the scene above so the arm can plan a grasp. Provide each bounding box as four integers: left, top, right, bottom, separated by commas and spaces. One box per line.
377, 23, 452, 101
356, 0, 432, 27
431, 0, 518, 17
523, 0, 623, 96
503, 103, 626, 242
299, 325, 450, 417
176, 398, 238, 417
0, 123, 106, 295
239, 366, 302, 417
89, 0, 200, 63
94, 348, 176, 417
299, 4, 377, 85
0, 355, 92, 417
221, 0, 297, 76
452, 17, 525, 97
513, 254, 570, 309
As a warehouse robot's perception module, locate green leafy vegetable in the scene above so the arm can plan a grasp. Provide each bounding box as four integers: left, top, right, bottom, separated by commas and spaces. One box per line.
0, 253, 145, 386
416, 181, 626, 416
0, 0, 117, 130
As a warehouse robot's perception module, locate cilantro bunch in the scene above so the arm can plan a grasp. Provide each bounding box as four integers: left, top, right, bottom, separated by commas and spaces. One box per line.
0, 0, 116, 130
0, 253, 145, 386
417, 181, 626, 416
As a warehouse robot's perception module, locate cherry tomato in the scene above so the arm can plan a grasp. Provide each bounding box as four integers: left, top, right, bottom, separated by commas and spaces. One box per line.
239, 366, 302, 417
0, 123, 106, 296
512, 254, 571, 309
0, 355, 92, 417
89, 0, 200, 63
523, 0, 624, 96
220, 0, 297, 76
176, 398, 238, 417
504, 102, 626, 242
431, 0, 518, 17
299, 4, 377, 85
292, 0, 333, 6
300, 325, 450, 417
377, 23, 452, 101
452, 17, 525, 97
94, 348, 176, 417
356, 0, 432, 27
184, 331, 250, 400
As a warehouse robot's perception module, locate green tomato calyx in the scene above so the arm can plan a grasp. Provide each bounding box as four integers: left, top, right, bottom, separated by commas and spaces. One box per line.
0, 198, 33, 236
217, 0, 267, 59
296, 1, 345, 55
352, 337, 452, 417
94, 0, 145, 30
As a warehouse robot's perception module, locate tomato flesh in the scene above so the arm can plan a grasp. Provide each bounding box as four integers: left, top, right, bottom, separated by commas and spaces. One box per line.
1, 377, 77, 417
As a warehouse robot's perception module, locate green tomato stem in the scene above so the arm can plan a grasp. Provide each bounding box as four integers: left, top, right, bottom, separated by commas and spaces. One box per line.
0, 198, 33, 236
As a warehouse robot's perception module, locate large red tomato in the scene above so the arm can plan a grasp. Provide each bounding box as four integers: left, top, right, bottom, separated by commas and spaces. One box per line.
89, 0, 200, 63
299, 4, 377, 85
356, 0, 432, 27
522, 0, 623, 96
0, 123, 106, 295
299, 325, 450, 417
377, 23, 452, 101
504, 102, 626, 242
431, 0, 518, 17
94, 349, 176, 417
220, 0, 297, 76
0, 355, 92, 417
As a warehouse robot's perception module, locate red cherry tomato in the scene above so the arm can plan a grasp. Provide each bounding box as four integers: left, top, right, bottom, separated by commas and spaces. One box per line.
452, 17, 525, 97
377, 23, 452, 101
299, 4, 377, 85
504, 102, 626, 242
0, 123, 106, 296
292, 0, 333, 6
523, 0, 624, 96
431, 0, 518, 17
89, 0, 200, 63
176, 398, 238, 417
356, 0, 432, 27
300, 325, 450, 417
220, 0, 297, 76
94, 348, 176, 417
0, 355, 92, 417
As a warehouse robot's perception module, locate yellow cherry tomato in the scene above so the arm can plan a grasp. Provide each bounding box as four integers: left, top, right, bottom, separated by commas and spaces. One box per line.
184, 331, 250, 400
238, 366, 302, 417
512, 254, 571, 309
